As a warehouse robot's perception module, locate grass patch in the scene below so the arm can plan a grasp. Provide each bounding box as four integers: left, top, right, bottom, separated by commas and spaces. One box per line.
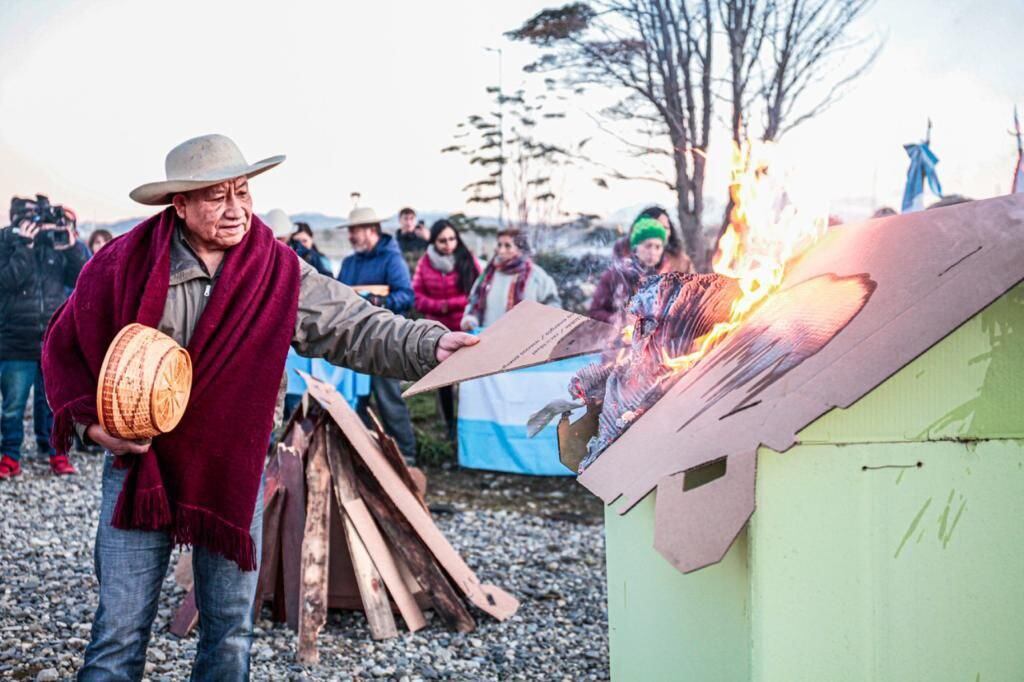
407, 390, 456, 467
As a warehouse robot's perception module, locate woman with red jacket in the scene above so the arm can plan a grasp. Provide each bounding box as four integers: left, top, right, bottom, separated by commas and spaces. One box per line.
413, 219, 481, 439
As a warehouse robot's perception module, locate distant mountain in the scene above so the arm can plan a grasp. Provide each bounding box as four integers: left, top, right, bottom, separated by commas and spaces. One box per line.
81, 209, 496, 235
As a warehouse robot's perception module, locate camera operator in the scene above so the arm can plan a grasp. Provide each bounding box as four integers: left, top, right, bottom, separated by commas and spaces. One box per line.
0, 196, 88, 479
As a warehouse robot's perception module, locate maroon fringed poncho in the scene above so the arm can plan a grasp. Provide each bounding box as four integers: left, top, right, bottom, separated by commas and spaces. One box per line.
42, 207, 300, 570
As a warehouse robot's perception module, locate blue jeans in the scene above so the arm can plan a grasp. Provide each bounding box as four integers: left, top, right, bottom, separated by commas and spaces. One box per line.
80, 456, 264, 681
0, 359, 53, 461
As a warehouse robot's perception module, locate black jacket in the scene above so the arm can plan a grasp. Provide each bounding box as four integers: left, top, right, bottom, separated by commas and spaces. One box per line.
395, 229, 429, 254
0, 231, 88, 360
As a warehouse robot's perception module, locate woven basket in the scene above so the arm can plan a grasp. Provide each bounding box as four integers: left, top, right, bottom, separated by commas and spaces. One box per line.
97, 324, 192, 440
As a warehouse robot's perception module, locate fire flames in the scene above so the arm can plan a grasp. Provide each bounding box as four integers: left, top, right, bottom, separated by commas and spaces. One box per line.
659, 140, 830, 372
538, 139, 833, 470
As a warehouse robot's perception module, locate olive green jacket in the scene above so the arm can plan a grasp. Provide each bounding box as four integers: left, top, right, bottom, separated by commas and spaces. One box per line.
80, 228, 445, 437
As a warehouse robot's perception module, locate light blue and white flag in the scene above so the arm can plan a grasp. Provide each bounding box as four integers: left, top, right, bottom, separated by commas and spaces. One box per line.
901, 140, 943, 213
285, 348, 370, 408
457, 354, 598, 476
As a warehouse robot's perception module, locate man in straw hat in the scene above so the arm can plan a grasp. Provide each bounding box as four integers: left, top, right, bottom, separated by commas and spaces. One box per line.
42, 133, 478, 680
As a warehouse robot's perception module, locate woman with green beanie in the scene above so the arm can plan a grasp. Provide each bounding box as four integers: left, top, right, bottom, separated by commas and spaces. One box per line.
589, 216, 669, 324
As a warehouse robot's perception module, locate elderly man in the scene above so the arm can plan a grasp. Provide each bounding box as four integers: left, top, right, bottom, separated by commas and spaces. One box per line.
42, 134, 476, 681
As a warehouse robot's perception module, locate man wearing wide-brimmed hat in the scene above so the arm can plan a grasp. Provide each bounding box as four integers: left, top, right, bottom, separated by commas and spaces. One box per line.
42, 134, 478, 680
339, 205, 422, 462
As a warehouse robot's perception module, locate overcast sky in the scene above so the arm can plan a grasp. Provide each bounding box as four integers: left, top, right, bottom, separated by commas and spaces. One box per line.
0, 0, 1021, 225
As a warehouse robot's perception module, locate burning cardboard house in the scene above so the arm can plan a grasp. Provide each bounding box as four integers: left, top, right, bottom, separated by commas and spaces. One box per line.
172, 373, 517, 664
406, 191, 1024, 679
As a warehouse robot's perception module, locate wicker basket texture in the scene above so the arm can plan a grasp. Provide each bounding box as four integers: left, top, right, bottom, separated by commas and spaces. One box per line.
97, 323, 192, 440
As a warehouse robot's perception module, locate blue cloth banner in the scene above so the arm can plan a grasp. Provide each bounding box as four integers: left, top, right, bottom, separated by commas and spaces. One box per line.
457, 354, 599, 476
901, 142, 943, 213
284, 348, 370, 407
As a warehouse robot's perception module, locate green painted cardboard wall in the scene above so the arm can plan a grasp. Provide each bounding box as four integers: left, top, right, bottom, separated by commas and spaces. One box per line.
604, 284, 1024, 681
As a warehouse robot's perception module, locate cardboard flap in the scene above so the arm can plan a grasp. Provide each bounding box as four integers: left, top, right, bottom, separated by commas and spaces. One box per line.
653, 449, 757, 574
579, 193, 1024, 572
403, 301, 615, 397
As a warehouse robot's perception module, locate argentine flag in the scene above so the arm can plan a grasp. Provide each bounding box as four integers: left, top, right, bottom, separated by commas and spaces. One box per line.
901, 141, 943, 213
457, 354, 598, 476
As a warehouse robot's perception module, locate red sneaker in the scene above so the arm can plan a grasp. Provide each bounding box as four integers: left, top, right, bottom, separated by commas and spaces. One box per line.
49, 455, 77, 476
0, 455, 21, 480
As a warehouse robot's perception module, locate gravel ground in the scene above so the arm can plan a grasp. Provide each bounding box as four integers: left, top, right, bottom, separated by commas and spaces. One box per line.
0, 440, 609, 681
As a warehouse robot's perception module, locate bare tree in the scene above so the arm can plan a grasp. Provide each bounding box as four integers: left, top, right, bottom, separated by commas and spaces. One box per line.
509, 1, 716, 270
444, 87, 573, 229
713, 0, 878, 239
510, 1, 879, 269
719, 0, 773, 145
755, 0, 880, 141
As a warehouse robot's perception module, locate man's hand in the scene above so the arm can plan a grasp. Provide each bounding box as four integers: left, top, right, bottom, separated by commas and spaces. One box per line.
18, 220, 39, 247
52, 225, 77, 251
436, 332, 479, 363
86, 423, 152, 456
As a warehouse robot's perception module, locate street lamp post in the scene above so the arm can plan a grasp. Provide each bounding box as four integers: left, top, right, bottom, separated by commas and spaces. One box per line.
485, 46, 505, 229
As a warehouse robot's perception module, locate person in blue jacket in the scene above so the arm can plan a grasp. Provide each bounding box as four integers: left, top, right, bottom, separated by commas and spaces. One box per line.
338, 206, 419, 461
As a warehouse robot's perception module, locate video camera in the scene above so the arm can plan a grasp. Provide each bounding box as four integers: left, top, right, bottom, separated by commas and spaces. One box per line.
7, 194, 75, 247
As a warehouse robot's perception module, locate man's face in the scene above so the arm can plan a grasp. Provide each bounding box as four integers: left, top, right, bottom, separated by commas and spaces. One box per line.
348, 225, 379, 252
399, 212, 417, 233
172, 178, 252, 251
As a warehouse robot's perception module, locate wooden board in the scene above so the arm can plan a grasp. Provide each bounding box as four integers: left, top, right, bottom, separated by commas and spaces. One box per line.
169, 588, 198, 638
254, 483, 285, 622
297, 436, 331, 664
304, 376, 520, 621
365, 409, 425, 503
353, 457, 477, 633
326, 425, 426, 633
341, 505, 398, 640
277, 443, 306, 631
326, 491, 362, 610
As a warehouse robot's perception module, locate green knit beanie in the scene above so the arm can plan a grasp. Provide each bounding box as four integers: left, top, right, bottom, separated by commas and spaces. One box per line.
630, 217, 668, 248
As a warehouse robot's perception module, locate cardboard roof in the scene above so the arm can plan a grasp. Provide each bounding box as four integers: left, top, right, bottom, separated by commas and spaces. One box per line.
401, 193, 1024, 575
580, 192, 1024, 573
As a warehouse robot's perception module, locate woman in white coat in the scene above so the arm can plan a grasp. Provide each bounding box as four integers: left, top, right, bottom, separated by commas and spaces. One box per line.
461, 228, 560, 330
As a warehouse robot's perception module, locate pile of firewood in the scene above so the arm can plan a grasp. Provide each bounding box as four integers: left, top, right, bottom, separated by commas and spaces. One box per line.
171, 374, 518, 663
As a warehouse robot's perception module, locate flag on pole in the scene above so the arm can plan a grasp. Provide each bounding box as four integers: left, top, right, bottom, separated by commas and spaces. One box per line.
901, 121, 943, 212
1013, 107, 1024, 194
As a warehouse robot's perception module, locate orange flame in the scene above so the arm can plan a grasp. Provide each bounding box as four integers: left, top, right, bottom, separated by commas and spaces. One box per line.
660, 140, 829, 372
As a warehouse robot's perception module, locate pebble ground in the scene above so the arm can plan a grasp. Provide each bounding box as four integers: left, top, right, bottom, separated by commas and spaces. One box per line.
0, 440, 609, 681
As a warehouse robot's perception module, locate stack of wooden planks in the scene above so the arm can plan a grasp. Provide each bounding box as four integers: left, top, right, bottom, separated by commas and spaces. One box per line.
170, 373, 518, 664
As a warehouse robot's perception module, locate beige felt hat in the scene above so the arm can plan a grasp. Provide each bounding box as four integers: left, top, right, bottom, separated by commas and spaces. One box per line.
129, 134, 285, 206
265, 208, 293, 238
342, 206, 386, 228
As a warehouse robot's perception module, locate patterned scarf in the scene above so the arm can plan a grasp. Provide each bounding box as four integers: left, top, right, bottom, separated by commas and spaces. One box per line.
467, 255, 532, 322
